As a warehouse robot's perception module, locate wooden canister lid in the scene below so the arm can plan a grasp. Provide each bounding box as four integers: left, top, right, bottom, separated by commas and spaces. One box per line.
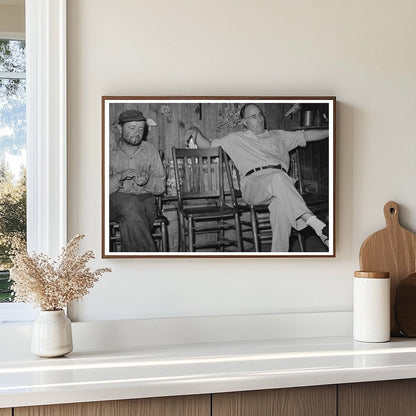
354, 271, 389, 279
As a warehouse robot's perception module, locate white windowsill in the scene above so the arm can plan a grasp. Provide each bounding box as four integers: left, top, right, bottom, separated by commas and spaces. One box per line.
0, 303, 36, 324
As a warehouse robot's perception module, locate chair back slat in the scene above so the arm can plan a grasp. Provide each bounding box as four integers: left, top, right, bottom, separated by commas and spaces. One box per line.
207, 153, 213, 192
172, 147, 227, 207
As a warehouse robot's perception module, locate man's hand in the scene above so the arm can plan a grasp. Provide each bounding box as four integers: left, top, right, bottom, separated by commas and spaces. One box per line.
133, 171, 149, 186
120, 169, 149, 186
185, 127, 199, 148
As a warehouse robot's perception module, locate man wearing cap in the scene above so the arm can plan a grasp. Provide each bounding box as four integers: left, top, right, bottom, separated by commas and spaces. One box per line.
110, 109, 165, 252
185, 103, 329, 252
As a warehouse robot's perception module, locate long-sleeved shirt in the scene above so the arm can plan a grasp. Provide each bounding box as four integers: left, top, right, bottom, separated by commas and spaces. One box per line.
110, 140, 165, 195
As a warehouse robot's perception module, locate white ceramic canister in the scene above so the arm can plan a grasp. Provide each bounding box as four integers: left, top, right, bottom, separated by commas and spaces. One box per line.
353, 271, 390, 342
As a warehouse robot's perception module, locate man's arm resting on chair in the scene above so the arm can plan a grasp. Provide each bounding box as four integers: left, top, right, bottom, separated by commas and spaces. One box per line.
185, 127, 214, 149
304, 129, 329, 142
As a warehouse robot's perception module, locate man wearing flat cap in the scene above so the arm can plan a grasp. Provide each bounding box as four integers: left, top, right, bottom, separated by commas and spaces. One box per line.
109, 109, 165, 252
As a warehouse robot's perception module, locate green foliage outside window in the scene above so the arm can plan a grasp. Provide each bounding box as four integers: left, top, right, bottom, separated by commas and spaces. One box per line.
0, 163, 26, 302
0, 270, 12, 302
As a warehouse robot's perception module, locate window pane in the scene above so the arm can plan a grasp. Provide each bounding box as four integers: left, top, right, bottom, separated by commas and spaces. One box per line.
0, 39, 26, 73
0, 78, 26, 155
0, 74, 26, 302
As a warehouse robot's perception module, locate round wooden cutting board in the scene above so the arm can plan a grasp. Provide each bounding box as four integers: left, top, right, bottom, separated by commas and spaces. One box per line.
359, 201, 416, 336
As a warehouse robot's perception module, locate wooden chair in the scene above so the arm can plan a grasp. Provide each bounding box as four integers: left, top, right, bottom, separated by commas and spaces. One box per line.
223, 151, 305, 253
171, 146, 243, 252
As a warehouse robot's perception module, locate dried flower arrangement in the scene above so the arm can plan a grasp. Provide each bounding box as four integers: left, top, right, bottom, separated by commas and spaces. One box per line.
10, 234, 111, 311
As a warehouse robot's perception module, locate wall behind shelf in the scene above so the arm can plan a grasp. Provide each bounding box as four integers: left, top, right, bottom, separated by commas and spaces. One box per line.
67, 0, 416, 330
0, 3, 24, 34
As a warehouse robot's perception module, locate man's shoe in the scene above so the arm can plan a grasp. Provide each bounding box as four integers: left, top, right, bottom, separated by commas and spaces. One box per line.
319, 225, 329, 248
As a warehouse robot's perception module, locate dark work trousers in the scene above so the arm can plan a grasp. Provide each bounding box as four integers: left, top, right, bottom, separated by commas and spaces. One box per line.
110, 192, 157, 252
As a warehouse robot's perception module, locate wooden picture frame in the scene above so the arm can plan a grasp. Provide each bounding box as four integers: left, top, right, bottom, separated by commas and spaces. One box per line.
102, 96, 336, 258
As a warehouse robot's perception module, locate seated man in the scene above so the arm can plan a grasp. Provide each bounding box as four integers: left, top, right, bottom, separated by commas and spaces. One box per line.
110, 110, 165, 252
185, 103, 329, 252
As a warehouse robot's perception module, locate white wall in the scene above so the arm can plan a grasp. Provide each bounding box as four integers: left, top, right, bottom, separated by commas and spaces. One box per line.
67, 0, 416, 322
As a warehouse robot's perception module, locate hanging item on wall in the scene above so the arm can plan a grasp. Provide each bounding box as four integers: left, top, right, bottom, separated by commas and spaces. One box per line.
101, 96, 336, 258
217, 103, 242, 134
159, 104, 172, 123
284, 103, 301, 117
194, 103, 202, 120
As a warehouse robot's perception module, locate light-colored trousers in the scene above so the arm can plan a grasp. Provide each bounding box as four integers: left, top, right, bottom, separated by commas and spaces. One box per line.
241, 170, 311, 252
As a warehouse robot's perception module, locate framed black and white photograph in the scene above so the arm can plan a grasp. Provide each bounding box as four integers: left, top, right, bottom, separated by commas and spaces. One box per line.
102, 96, 336, 258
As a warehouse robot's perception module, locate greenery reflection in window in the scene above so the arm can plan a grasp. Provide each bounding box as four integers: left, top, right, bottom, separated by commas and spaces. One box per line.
0, 39, 26, 302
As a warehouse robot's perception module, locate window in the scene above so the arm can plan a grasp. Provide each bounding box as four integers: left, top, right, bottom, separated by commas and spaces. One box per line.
0, 35, 26, 304
0, 33, 34, 322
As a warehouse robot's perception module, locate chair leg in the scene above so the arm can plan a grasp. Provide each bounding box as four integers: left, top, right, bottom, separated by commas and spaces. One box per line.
110, 222, 121, 252
220, 219, 225, 252
160, 222, 168, 252
250, 207, 260, 252
297, 232, 305, 252
177, 213, 185, 252
188, 217, 194, 252
234, 214, 243, 252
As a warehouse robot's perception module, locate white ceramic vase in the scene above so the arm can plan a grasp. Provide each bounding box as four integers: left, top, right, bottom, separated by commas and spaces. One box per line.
31, 310, 73, 357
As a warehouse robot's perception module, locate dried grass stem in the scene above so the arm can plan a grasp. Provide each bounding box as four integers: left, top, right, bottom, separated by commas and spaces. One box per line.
10, 234, 111, 310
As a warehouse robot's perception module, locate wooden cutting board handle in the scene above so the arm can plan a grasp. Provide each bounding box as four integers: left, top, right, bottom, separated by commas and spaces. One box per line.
384, 201, 400, 229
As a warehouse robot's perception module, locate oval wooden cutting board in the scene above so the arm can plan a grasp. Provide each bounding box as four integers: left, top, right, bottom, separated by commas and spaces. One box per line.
359, 201, 416, 336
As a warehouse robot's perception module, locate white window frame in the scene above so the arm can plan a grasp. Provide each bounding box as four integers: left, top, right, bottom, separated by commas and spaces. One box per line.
26, 0, 67, 256
0, 0, 67, 323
